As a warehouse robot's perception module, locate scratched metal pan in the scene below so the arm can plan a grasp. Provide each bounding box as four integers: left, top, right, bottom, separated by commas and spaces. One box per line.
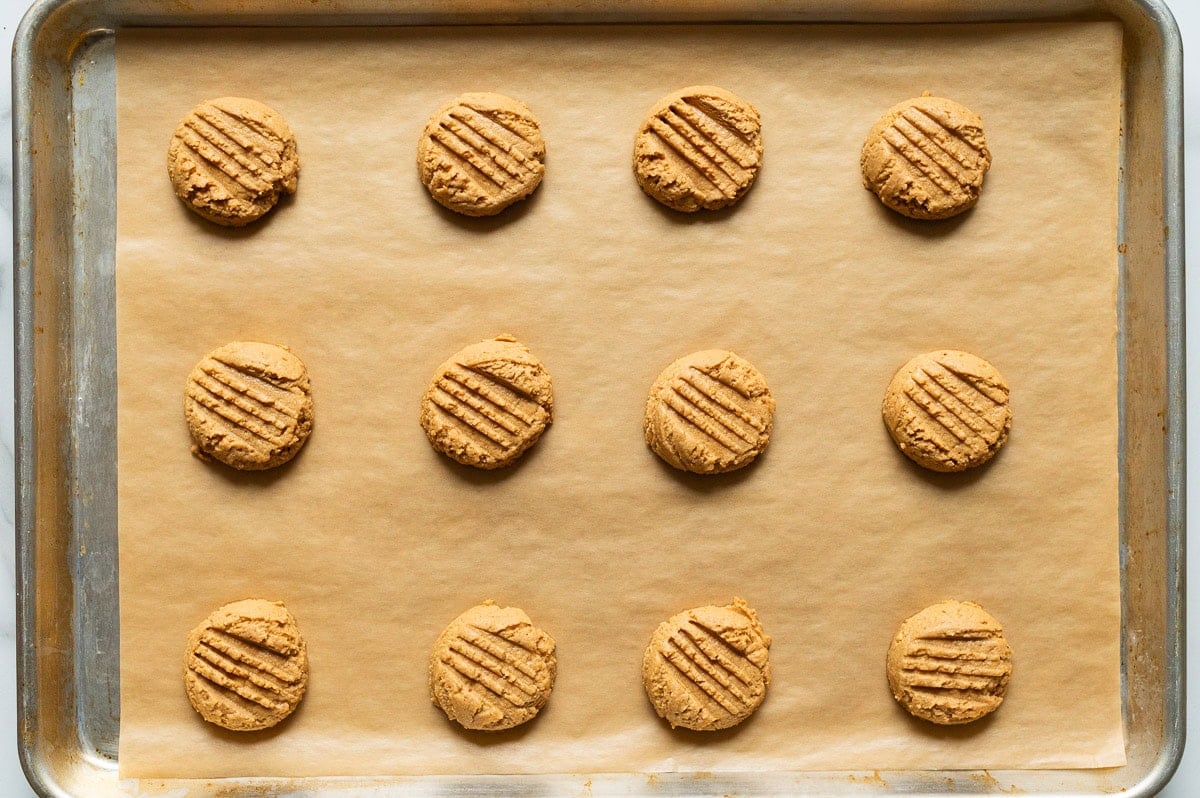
12, 0, 1184, 795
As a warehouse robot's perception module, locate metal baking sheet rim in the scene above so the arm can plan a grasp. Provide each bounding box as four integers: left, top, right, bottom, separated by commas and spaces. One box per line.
11, 0, 1185, 795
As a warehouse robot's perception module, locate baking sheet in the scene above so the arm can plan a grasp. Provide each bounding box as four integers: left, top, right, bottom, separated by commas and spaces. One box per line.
115, 22, 1124, 778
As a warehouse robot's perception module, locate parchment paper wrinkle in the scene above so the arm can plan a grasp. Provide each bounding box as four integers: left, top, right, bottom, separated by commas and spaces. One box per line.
116, 23, 1124, 778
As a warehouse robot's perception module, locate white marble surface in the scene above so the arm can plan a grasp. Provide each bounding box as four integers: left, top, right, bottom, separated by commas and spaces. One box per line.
0, 1, 1195, 795
3, 0, 22, 794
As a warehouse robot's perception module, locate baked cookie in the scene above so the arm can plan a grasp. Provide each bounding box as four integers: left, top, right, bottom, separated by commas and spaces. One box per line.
183, 598, 309, 731
642, 598, 771, 731
886, 600, 1012, 725
184, 341, 314, 471
860, 94, 990, 220
417, 92, 546, 217
644, 349, 774, 474
882, 349, 1010, 472
420, 335, 553, 469
633, 85, 763, 212
429, 601, 557, 731
167, 97, 299, 226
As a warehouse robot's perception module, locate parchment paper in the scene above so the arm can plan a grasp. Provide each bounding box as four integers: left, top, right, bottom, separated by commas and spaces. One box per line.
115, 22, 1125, 778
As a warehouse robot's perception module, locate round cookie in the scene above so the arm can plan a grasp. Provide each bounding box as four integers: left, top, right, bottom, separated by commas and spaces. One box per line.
643, 349, 774, 474
886, 600, 1012, 725
429, 601, 557, 731
642, 598, 771, 731
419, 335, 553, 469
183, 598, 309, 731
184, 341, 314, 471
860, 94, 991, 220
882, 349, 1010, 472
417, 92, 546, 217
633, 85, 763, 212
167, 97, 299, 226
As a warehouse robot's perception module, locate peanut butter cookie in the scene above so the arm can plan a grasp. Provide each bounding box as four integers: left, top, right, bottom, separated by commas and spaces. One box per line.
633, 85, 763, 212
642, 598, 771, 731
644, 349, 774, 474
429, 601, 557, 731
882, 349, 1010, 472
184, 341, 314, 471
887, 600, 1012, 725
861, 94, 990, 220
417, 92, 546, 217
183, 599, 308, 731
167, 97, 299, 226
419, 335, 553, 469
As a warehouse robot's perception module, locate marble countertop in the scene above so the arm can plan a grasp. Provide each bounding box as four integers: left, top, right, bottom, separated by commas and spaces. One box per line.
0, 1, 1195, 795
3, 1, 19, 795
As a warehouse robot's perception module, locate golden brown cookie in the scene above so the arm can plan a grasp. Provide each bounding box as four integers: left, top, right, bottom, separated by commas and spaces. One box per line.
644, 349, 774, 474
642, 598, 771, 731
882, 349, 1010, 472
860, 94, 991, 220
417, 92, 546, 217
633, 85, 763, 212
419, 335, 553, 469
183, 599, 308, 732
167, 97, 299, 226
429, 601, 557, 731
886, 600, 1012, 725
184, 341, 314, 471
